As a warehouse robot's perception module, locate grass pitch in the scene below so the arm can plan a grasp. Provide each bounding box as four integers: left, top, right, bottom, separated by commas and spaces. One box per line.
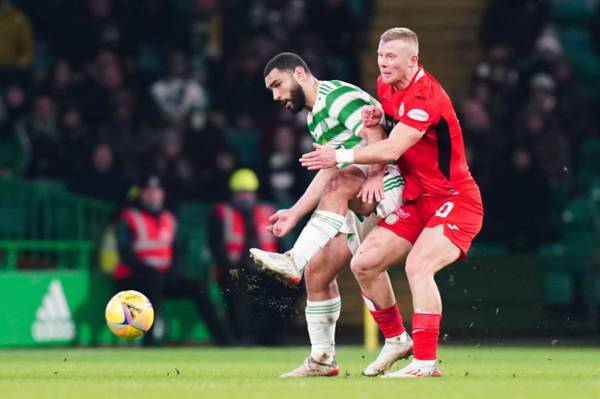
1, 346, 599, 399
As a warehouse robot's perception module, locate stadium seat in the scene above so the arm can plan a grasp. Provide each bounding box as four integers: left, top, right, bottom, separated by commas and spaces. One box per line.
467, 242, 508, 256
560, 28, 594, 53
576, 138, 600, 189
226, 129, 260, 168
544, 272, 575, 305
551, 0, 596, 26
178, 202, 214, 229
560, 197, 595, 233
0, 206, 27, 238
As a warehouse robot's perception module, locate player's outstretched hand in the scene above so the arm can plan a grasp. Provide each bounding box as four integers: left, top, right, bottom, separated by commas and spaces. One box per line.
357, 172, 384, 204
361, 106, 382, 128
300, 144, 337, 170
266, 209, 298, 237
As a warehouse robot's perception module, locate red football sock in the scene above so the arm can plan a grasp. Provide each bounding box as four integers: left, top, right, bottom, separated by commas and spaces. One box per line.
365, 297, 405, 339
412, 312, 442, 361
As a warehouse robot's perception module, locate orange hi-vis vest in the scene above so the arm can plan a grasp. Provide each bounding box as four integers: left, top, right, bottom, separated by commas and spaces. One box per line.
113, 207, 177, 279
214, 203, 277, 264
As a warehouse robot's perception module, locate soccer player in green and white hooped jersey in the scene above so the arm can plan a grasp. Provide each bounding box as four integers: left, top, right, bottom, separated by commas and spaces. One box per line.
250, 53, 412, 378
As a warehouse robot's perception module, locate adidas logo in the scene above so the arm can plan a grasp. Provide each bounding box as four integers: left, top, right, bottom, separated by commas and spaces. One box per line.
31, 279, 75, 342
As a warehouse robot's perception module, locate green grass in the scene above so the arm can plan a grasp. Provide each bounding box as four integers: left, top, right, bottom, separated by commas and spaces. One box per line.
1, 346, 599, 399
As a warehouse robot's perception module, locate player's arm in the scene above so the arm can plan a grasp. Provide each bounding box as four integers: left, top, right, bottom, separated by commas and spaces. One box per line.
356, 123, 388, 202
353, 122, 424, 164
267, 166, 337, 237
357, 124, 387, 163
290, 167, 337, 216
301, 122, 425, 169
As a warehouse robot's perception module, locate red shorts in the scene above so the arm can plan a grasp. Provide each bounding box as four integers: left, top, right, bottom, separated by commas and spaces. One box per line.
378, 189, 484, 257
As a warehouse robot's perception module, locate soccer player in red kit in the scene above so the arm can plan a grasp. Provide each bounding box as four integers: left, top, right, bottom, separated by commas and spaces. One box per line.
301, 27, 484, 377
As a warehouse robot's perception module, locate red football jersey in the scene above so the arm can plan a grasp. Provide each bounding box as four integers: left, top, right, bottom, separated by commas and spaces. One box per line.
377, 67, 479, 201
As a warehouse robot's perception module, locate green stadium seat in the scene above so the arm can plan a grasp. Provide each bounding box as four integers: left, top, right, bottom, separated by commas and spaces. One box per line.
544, 272, 575, 305
576, 138, 600, 189
467, 242, 508, 256
561, 231, 597, 257
0, 206, 27, 237
226, 129, 260, 168
560, 197, 595, 233
552, 0, 596, 26
539, 235, 596, 270
560, 28, 595, 53
178, 202, 214, 229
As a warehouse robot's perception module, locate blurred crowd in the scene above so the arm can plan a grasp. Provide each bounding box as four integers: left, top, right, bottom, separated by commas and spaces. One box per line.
2, 0, 599, 252
0, 0, 372, 207
462, 0, 599, 249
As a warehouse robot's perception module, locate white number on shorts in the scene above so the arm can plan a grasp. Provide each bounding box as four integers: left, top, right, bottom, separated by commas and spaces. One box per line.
435, 202, 454, 218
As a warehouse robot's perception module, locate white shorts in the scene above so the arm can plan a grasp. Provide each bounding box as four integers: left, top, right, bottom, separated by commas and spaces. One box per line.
341, 212, 381, 255
341, 164, 405, 254
347, 163, 404, 218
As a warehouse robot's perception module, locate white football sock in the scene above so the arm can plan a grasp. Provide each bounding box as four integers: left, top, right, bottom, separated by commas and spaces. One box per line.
305, 297, 341, 363
290, 210, 346, 271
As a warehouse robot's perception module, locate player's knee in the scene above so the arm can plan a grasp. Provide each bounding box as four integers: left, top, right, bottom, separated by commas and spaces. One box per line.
305, 265, 332, 292
304, 266, 322, 290
405, 251, 430, 282
324, 173, 356, 200
350, 254, 377, 282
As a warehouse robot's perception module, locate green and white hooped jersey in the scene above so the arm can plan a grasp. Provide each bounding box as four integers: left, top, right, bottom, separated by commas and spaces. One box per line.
307, 80, 382, 151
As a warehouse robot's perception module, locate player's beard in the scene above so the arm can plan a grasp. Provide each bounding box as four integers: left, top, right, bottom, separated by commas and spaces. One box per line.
285, 82, 306, 114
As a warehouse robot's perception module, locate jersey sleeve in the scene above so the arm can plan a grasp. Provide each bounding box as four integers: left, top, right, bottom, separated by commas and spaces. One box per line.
398, 92, 440, 132
327, 87, 381, 135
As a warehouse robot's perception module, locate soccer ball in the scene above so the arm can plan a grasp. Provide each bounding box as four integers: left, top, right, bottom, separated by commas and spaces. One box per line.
105, 290, 154, 339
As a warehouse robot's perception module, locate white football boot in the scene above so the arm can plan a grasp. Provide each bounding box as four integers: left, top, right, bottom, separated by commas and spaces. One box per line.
279, 356, 340, 378
381, 359, 442, 378
362, 333, 414, 376
249, 248, 302, 284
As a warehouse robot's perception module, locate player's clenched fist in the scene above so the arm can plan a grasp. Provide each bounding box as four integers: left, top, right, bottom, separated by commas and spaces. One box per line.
361, 105, 382, 128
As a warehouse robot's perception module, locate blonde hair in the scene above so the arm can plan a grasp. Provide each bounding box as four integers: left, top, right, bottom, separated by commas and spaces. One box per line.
380, 27, 419, 51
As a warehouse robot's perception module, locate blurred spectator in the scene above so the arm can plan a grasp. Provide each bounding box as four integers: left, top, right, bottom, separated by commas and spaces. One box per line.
153, 129, 196, 206
306, 0, 361, 81
527, 73, 557, 115
81, 0, 126, 59
480, 0, 550, 57
0, 116, 29, 177
59, 106, 92, 173
516, 107, 570, 189
261, 124, 309, 205
592, 1, 600, 56
222, 45, 272, 120
0, 83, 28, 123
112, 175, 232, 346
18, 94, 62, 177
521, 31, 564, 85
473, 45, 520, 127
551, 58, 594, 144
188, 115, 239, 201
125, 0, 175, 59
226, 114, 260, 168
41, 60, 80, 110
69, 142, 130, 204
208, 169, 301, 345
0, 0, 34, 72
151, 51, 208, 130
496, 147, 554, 249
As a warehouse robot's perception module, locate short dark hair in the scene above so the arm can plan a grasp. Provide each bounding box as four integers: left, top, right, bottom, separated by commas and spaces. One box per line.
263, 52, 311, 77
